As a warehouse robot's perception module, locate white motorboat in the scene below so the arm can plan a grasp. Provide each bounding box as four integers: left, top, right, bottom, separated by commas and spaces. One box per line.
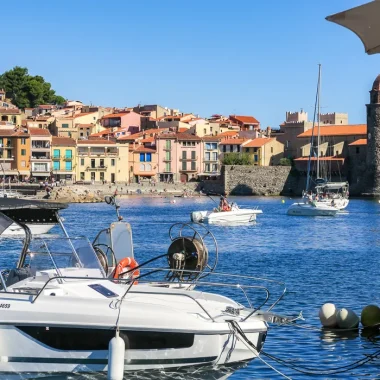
191, 202, 262, 224
0, 198, 66, 236
287, 200, 338, 216
0, 196, 290, 378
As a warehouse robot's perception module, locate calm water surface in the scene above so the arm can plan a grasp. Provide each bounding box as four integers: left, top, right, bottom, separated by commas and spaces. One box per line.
1, 196, 379, 379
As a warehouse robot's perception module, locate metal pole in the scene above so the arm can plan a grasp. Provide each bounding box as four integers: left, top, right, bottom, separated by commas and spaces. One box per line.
317, 64, 321, 179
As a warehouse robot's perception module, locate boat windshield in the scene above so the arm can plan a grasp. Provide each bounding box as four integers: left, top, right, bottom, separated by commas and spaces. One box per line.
26, 237, 106, 278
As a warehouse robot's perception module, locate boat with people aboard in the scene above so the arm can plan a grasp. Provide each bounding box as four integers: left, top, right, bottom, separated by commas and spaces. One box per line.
0, 195, 291, 379
191, 194, 263, 223
314, 180, 349, 210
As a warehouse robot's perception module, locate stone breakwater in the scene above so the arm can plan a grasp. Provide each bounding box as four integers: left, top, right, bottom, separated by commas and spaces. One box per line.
49, 186, 103, 203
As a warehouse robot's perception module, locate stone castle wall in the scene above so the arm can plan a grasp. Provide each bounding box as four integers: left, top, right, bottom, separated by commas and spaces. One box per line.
223, 165, 302, 196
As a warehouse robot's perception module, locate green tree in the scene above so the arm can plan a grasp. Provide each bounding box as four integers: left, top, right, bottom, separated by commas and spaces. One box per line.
0, 66, 65, 108
222, 152, 253, 165
278, 158, 292, 166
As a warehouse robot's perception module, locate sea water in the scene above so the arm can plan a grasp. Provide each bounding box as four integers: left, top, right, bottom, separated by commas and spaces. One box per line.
0, 196, 379, 379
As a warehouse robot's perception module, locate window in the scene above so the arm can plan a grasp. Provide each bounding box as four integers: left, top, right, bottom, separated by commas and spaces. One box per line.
191, 161, 196, 170
204, 128, 207, 135
65, 150, 72, 159
53, 161, 60, 170
212, 164, 218, 172
140, 153, 145, 162
223, 145, 227, 153
165, 151, 171, 160
191, 151, 196, 160
205, 142, 217, 150
100, 172, 104, 181
21, 149, 26, 156
212, 152, 218, 161
205, 152, 210, 161
165, 162, 171, 172
65, 161, 72, 170
271, 147, 274, 154
146, 153, 152, 162
182, 151, 187, 159
254, 155, 258, 162
182, 161, 187, 170
245, 148, 249, 153
165, 140, 171, 149
62, 123, 69, 128
80, 172, 85, 180
205, 164, 210, 172
91, 159, 95, 168
140, 163, 145, 171
237, 145, 241, 152
21, 138, 26, 145
21, 160, 26, 167
111, 159, 115, 166
91, 172, 95, 181
356, 147, 360, 154
192, 142, 195, 146
146, 163, 152, 171
53, 149, 60, 159
80, 158, 84, 166
100, 159, 104, 167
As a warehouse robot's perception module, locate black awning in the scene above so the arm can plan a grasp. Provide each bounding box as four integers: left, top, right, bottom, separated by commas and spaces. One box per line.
0, 198, 68, 212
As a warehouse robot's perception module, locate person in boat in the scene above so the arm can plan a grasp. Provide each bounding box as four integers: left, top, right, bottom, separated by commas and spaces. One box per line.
219, 195, 231, 212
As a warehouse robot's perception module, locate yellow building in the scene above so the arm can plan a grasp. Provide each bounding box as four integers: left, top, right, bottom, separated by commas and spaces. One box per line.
76, 139, 129, 183
242, 138, 284, 166
0, 129, 30, 179
53, 112, 99, 139
0, 107, 22, 126
51, 137, 77, 182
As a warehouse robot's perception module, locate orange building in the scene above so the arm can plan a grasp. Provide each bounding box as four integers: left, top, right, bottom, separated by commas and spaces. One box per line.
0, 129, 31, 179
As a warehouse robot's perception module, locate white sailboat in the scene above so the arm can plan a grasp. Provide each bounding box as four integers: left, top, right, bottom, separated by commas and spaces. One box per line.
287, 64, 338, 217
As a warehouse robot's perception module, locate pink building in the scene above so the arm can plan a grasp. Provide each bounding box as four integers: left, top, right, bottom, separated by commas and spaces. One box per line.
100, 111, 141, 134
156, 132, 202, 183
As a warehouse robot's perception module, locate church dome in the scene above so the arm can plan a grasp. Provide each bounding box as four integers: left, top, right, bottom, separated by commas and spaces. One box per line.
372, 74, 380, 91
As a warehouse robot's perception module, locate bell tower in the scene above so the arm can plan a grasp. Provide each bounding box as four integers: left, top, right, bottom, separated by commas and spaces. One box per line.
365, 74, 380, 195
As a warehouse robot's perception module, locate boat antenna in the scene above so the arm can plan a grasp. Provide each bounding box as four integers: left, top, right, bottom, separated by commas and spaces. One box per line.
105, 194, 123, 221
306, 64, 321, 192
207, 194, 219, 206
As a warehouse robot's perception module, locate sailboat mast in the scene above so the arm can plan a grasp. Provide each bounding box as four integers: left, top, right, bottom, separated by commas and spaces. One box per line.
316, 64, 321, 179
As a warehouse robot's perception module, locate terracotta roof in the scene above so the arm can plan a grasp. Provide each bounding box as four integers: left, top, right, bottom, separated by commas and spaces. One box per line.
35, 116, 51, 121
0, 108, 20, 114
243, 138, 274, 148
118, 132, 143, 141
297, 124, 366, 138
133, 146, 156, 153
219, 138, 247, 145
90, 130, 113, 137
0, 129, 29, 137
178, 127, 189, 133
229, 115, 259, 124
38, 105, 55, 109
28, 127, 51, 136
141, 137, 155, 143
102, 112, 131, 119
52, 136, 76, 146
77, 139, 116, 145
218, 131, 239, 137
202, 135, 221, 141
349, 138, 367, 146
294, 156, 345, 162
176, 133, 201, 141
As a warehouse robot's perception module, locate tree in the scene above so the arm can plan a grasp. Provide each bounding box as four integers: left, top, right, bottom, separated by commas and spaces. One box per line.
222, 152, 253, 165
0, 66, 65, 108
278, 158, 292, 166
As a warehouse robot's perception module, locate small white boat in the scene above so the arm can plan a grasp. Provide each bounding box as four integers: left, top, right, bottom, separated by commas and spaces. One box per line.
287, 200, 338, 216
191, 203, 262, 223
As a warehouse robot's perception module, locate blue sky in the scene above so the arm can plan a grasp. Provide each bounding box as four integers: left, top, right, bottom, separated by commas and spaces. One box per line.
2, 0, 379, 128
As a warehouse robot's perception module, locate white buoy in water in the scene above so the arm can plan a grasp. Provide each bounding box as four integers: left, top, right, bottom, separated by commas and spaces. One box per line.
336, 308, 359, 329
319, 303, 338, 327
108, 330, 125, 380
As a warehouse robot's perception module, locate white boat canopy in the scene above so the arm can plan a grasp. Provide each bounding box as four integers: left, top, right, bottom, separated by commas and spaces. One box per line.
316, 182, 348, 190
326, 0, 380, 55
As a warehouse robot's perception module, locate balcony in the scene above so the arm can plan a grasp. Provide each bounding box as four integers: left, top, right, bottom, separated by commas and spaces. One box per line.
163, 146, 172, 151
31, 155, 50, 161
1, 145, 13, 149
63, 156, 73, 161
204, 156, 218, 162
180, 156, 198, 161
0, 156, 14, 161
179, 167, 198, 172
52, 155, 60, 160
86, 165, 108, 171
163, 157, 172, 162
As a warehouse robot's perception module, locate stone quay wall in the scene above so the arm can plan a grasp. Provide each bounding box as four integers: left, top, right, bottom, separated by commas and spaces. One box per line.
223, 165, 301, 196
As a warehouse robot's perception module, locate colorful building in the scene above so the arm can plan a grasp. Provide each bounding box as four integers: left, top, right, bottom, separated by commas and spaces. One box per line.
229, 115, 260, 131
0, 129, 30, 179
200, 136, 220, 178
76, 140, 129, 183
130, 146, 157, 183
53, 112, 99, 139
28, 127, 52, 180
242, 138, 284, 166
100, 112, 141, 135
51, 137, 76, 182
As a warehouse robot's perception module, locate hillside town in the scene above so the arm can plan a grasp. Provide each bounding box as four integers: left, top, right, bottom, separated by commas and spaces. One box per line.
0, 88, 367, 185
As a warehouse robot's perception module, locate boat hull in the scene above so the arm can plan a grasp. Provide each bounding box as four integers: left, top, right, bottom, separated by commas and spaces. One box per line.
191, 209, 262, 224
287, 202, 338, 216
1, 223, 56, 236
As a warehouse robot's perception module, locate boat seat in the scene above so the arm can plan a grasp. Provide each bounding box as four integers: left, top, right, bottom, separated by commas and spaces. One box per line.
6, 267, 34, 287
